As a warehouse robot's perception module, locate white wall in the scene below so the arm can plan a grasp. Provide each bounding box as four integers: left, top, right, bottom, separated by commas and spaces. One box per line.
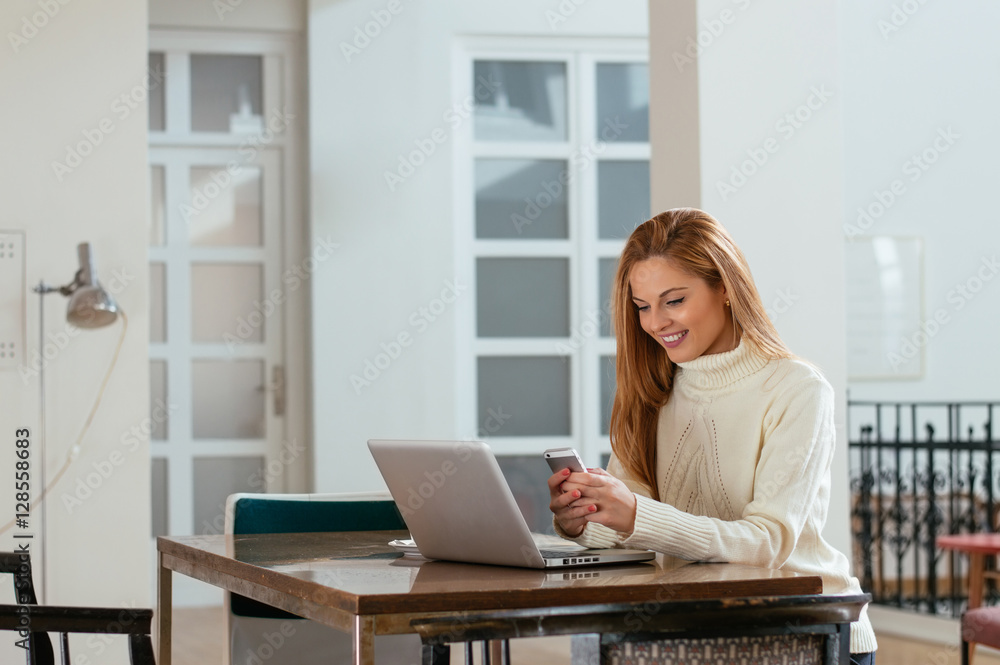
840, 0, 1000, 403
0, 1, 150, 663
691, 0, 851, 550
308, 0, 649, 492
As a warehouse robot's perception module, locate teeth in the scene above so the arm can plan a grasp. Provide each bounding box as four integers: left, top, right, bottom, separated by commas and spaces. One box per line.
661, 331, 685, 343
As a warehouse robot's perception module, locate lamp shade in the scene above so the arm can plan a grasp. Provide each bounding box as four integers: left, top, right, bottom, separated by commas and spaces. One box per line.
67, 284, 119, 328
66, 243, 119, 328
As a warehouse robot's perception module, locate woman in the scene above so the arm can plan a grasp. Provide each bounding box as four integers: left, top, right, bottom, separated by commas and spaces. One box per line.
549, 208, 877, 663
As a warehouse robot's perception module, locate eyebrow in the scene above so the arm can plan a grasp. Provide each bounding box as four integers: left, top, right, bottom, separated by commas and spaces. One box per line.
632, 286, 688, 304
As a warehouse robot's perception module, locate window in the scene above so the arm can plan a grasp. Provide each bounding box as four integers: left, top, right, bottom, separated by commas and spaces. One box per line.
456, 43, 650, 467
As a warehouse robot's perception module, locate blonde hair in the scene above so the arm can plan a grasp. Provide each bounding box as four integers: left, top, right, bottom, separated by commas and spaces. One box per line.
609, 208, 792, 500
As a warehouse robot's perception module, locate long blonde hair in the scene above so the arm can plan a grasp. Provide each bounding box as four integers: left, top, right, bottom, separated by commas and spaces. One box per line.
609, 208, 792, 500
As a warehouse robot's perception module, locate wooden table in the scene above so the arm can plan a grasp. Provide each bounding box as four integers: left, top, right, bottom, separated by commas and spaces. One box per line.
937, 533, 1000, 609
156, 530, 854, 665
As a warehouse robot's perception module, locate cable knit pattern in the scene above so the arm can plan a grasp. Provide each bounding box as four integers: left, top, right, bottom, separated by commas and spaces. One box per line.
559, 340, 877, 654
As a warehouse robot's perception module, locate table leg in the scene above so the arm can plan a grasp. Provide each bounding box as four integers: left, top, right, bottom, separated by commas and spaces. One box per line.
156, 550, 172, 665
353, 614, 375, 665
969, 553, 986, 610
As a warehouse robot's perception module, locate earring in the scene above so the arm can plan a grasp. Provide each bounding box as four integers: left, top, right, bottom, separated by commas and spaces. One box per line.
725, 299, 730, 307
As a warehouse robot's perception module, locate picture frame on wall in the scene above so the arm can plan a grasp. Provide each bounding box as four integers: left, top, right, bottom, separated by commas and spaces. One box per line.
845, 236, 924, 380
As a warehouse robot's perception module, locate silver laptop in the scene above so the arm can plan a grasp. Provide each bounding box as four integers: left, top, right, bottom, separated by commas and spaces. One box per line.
367, 439, 655, 569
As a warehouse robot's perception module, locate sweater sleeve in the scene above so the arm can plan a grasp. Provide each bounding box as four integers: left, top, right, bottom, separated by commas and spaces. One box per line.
618, 375, 837, 568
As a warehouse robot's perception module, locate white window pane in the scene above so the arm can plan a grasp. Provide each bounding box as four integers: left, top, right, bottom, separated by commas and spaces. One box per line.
149, 52, 165, 132
191, 360, 265, 439
150, 165, 165, 246
478, 356, 570, 436
192, 457, 264, 534
599, 258, 617, 338
598, 161, 650, 240
150, 262, 166, 343
188, 166, 262, 247
477, 258, 569, 337
151, 359, 168, 441
476, 159, 569, 239
151, 458, 168, 537
474, 61, 567, 142
600, 355, 616, 436
190, 263, 263, 343
596, 63, 649, 142
190, 54, 263, 133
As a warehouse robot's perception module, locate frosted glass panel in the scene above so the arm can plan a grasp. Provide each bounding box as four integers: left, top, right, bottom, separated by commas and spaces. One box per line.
150, 262, 166, 343
192, 457, 264, 534
150, 165, 165, 246
190, 54, 263, 133
496, 455, 556, 534
474, 61, 567, 142
149, 52, 165, 132
477, 356, 570, 436
190, 263, 263, 343
599, 258, 617, 338
151, 458, 168, 537
475, 159, 568, 239
477, 258, 569, 337
150, 360, 168, 441
188, 166, 262, 246
596, 63, 649, 142
600, 355, 616, 435
598, 161, 650, 239
191, 360, 265, 439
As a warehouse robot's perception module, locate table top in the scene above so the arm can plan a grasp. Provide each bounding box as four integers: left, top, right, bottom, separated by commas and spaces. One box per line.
158, 530, 823, 616
937, 533, 1000, 554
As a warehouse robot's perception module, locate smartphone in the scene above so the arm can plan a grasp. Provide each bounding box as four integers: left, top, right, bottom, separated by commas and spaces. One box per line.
543, 447, 586, 474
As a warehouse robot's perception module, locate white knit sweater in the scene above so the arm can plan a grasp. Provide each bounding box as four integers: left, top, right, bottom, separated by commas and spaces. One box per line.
561, 340, 877, 653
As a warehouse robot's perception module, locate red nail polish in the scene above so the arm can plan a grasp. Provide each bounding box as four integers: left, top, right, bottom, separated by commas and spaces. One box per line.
573, 490, 580, 498
562, 468, 571, 476
588, 505, 597, 513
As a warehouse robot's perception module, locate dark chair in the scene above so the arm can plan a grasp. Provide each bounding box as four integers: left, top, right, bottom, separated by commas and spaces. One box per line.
224, 492, 422, 665
0, 551, 155, 665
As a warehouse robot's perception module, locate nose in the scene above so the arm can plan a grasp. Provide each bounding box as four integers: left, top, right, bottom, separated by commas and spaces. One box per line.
648, 308, 671, 333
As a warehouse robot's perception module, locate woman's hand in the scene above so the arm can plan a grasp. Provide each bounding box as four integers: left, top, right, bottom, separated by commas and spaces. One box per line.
548, 467, 638, 537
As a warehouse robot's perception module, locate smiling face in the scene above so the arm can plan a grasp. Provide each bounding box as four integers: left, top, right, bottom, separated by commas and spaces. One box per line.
629, 256, 736, 363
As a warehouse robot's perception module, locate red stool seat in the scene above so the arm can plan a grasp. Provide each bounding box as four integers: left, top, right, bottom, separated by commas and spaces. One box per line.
964, 607, 1000, 645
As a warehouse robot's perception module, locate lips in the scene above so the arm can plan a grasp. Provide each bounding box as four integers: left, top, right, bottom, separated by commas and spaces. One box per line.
658, 330, 688, 349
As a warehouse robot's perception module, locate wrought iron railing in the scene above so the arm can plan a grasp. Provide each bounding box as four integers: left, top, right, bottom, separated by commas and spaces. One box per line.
848, 400, 1000, 617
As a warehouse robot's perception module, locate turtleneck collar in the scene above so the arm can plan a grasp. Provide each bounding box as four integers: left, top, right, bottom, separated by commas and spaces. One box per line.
674, 338, 770, 395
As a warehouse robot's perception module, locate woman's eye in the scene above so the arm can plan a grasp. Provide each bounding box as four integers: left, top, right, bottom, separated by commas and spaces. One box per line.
635, 305, 649, 312
666, 298, 684, 306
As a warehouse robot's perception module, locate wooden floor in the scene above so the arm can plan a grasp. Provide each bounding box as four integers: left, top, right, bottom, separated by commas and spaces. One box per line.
173, 606, 1000, 665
